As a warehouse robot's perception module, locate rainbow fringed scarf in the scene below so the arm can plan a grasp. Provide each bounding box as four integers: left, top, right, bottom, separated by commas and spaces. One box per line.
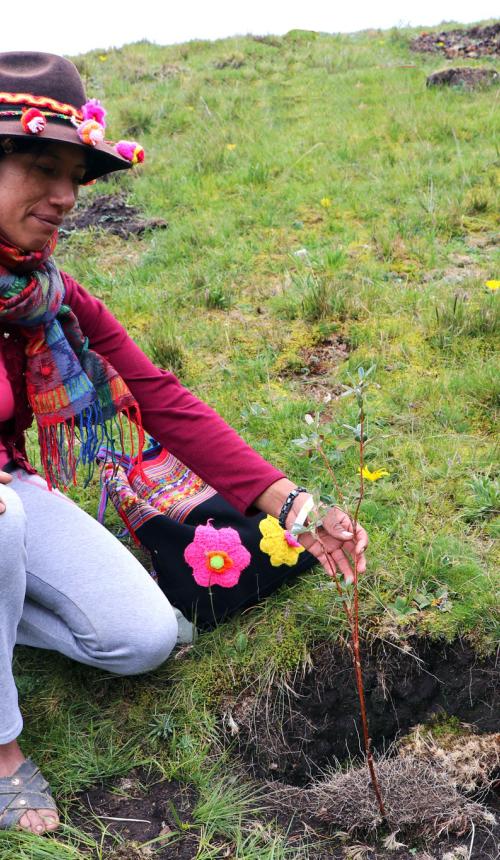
0, 232, 144, 490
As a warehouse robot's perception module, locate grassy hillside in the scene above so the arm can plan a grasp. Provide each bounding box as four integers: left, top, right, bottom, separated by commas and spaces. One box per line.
2, 22, 499, 859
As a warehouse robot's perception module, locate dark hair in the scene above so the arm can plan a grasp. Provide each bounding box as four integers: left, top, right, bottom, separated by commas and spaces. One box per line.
0, 136, 51, 160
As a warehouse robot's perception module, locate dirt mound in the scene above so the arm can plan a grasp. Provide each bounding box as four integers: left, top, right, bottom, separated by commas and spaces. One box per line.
427, 67, 499, 89
412, 22, 500, 57
61, 193, 168, 239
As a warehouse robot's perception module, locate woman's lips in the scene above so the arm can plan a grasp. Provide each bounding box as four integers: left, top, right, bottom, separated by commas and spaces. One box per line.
30, 214, 63, 229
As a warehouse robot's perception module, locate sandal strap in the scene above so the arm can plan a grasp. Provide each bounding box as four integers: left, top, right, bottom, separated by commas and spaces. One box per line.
0, 759, 56, 829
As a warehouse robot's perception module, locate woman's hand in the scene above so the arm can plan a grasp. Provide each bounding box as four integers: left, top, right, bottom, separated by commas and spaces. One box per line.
254, 480, 368, 582
296, 505, 368, 583
0, 470, 13, 514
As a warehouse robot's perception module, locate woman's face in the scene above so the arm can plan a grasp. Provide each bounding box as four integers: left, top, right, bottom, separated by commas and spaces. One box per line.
0, 142, 86, 251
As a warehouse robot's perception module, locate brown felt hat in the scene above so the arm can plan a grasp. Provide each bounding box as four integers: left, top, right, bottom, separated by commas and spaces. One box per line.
0, 51, 142, 182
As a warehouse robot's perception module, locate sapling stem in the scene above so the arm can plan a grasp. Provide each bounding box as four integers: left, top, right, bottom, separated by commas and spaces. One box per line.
350, 415, 386, 819
311, 382, 386, 820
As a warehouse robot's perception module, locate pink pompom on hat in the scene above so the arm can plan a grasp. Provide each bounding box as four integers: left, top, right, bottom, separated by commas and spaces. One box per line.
115, 140, 145, 165
81, 98, 106, 127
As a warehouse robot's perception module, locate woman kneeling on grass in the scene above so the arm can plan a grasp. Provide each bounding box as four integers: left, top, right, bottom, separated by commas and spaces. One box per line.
0, 52, 367, 835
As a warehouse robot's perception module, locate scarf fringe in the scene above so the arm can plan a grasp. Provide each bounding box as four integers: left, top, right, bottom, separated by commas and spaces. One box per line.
38, 403, 146, 491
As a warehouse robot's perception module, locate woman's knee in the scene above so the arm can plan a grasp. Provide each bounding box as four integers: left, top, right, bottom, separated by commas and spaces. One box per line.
115, 595, 179, 676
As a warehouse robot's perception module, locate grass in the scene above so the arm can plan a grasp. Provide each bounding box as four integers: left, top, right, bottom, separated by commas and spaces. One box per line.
4, 19, 499, 858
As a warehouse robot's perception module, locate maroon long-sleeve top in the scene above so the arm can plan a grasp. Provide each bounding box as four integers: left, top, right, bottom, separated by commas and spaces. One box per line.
0, 271, 285, 512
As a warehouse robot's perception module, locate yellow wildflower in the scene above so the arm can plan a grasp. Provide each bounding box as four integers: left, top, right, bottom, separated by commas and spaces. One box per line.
226, 143, 236, 151
259, 515, 304, 567
485, 280, 500, 291
320, 197, 332, 208
358, 466, 390, 482
98, 55, 108, 62
436, 41, 445, 46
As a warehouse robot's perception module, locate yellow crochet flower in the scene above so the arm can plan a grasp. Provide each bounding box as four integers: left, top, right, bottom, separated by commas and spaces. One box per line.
259, 515, 305, 567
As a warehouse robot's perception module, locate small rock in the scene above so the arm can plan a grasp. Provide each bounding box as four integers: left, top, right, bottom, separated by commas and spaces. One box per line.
426, 67, 499, 90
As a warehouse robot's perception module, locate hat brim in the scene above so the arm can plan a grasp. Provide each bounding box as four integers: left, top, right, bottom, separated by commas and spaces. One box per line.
0, 119, 132, 182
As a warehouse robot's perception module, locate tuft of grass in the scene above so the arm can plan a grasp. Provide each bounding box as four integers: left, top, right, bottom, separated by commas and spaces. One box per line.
428, 291, 499, 349
147, 319, 185, 373
462, 474, 500, 522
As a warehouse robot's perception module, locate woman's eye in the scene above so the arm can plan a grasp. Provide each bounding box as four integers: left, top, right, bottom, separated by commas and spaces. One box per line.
38, 164, 56, 175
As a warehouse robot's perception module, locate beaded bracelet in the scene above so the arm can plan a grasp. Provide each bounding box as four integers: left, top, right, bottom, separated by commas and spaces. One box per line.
278, 486, 308, 529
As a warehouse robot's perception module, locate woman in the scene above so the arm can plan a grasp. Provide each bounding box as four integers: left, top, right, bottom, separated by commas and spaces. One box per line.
0, 51, 367, 835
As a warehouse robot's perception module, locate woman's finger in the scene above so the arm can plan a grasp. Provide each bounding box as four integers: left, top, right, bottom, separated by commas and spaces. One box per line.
0, 470, 13, 484
327, 547, 354, 582
354, 523, 369, 555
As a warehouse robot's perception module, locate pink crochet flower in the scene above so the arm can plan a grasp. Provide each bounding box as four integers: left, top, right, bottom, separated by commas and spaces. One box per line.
184, 521, 251, 588
81, 98, 107, 127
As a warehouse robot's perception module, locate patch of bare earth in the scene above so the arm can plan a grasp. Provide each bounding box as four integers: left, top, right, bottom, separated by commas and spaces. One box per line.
422, 249, 490, 285
61, 193, 168, 239
300, 337, 350, 403
73, 768, 199, 859
299, 337, 350, 377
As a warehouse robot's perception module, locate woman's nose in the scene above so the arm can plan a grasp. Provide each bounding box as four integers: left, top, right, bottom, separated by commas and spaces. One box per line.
48, 178, 78, 212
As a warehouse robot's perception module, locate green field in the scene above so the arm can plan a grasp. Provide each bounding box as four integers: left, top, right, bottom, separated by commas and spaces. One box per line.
2, 21, 499, 859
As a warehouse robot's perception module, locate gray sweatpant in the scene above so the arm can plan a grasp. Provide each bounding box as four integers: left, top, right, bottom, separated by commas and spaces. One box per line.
0, 468, 178, 745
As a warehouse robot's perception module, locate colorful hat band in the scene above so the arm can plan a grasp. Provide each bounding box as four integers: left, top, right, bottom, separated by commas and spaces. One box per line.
0, 108, 78, 129
0, 91, 83, 119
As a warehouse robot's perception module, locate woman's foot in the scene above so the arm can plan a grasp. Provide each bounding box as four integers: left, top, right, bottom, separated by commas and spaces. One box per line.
0, 740, 59, 834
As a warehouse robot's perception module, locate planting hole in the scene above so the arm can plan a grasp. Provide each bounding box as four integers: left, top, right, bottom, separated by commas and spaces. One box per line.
233, 637, 498, 785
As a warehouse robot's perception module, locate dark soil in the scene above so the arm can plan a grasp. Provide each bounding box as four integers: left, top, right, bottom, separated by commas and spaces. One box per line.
427, 67, 499, 89
60, 193, 168, 239
234, 637, 499, 784
411, 22, 500, 57
73, 768, 199, 859
299, 336, 350, 377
